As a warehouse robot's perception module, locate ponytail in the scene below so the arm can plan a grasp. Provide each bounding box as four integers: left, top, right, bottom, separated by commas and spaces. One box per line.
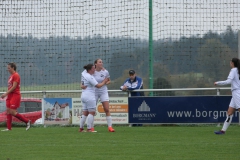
231, 58, 240, 76
83, 64, 94, 71
238, 59, 240, 76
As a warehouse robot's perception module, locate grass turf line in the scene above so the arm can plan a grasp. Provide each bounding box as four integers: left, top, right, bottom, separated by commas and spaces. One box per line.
0, 126, 240, 160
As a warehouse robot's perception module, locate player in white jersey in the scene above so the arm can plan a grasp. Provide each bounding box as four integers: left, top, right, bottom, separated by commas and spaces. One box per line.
79, 64, 108, 132
214, 58, 240, 135
81, 59, 115, 132
93, 59, 115, 132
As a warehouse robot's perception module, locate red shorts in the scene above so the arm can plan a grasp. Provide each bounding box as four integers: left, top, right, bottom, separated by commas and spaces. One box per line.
6, 94, 21, 109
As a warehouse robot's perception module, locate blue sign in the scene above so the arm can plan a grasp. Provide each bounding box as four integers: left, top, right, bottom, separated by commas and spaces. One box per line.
128, 96, 239, 123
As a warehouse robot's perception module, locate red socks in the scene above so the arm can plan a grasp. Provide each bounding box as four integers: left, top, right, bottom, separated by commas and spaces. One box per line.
15, 113, 29, 124
7, 114, 12, 130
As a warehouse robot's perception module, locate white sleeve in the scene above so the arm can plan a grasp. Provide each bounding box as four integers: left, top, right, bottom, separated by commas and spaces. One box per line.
216, 70, 234, 85
88, 75, 98, 86
81, 69, 87, 74
120, 80, 129, 90
105, 70, 110, 78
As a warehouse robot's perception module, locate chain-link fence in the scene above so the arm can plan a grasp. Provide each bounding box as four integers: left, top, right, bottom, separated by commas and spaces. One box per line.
0, 0, 239, 97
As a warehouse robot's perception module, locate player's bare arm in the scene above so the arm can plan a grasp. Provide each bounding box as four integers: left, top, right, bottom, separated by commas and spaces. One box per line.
106, 78, 111, 85
95, 78, 108, 88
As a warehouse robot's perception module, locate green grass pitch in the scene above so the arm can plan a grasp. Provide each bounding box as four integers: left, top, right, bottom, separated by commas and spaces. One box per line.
0, 126, 240, 160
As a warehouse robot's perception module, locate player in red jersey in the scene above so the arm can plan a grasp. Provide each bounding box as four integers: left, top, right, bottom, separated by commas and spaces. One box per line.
1, 63, 31, 131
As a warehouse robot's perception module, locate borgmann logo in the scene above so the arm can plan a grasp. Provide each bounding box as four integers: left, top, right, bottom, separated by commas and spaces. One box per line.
133, 101, 156, 119
167, 109, 238, 119
133, 114, 156, 118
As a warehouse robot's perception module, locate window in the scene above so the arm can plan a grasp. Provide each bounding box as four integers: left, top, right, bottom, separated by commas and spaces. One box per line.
0, 101, 6, 112
25, 102, 41, 112
17, 102, 25, 113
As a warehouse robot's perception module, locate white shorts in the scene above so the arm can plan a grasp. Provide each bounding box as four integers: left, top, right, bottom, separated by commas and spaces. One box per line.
95, 92, 109, 103
81, 95, 96, 111
229, 90, 240, 109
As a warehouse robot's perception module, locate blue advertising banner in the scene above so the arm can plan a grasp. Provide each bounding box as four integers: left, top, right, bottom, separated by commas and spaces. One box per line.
128, 96, 239, 123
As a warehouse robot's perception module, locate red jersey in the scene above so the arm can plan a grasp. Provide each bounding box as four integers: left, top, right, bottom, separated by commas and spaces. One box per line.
8, 72, 21, 95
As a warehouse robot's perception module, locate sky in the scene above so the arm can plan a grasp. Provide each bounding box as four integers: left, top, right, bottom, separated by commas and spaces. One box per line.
43, 98, 72, 110
0, 0, 239, 40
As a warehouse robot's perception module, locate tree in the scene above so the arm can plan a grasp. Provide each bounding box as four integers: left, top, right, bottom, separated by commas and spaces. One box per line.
153, 77, 175, 96
221, 26, 236, 50
197, 39, 232, 82
58, 112, 63, 119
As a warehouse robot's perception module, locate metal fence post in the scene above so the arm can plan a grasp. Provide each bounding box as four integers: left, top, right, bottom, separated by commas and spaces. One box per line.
128, 91, 132, 127
216, 88, 221, 127
43, 91, 46, 98
42, 91, 46, 125
217, 89, 220, 96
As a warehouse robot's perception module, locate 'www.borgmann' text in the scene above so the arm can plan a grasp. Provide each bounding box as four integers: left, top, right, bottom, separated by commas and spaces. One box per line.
167, 109, 238, 119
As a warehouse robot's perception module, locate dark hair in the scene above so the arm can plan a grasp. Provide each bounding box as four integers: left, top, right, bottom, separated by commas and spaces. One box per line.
8, 62, 17, 71
94, 59, 101, 68
83, 64, 94, 71
231, 58, 240, 75
94, 59, 100, 64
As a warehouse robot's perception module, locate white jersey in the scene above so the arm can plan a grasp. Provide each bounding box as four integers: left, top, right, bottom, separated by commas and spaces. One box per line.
81, 70, 98, 99
93, 69, 110, 93
216, 68, 240, 91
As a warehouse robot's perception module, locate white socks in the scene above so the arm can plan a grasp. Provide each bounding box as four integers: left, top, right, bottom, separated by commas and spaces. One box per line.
91, 117, 94, 129
222, 114, 233, 132
87, 114, 94, 130
79, 115, 87, 129
106, 116, 112, 127
82, 115, 112, 129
